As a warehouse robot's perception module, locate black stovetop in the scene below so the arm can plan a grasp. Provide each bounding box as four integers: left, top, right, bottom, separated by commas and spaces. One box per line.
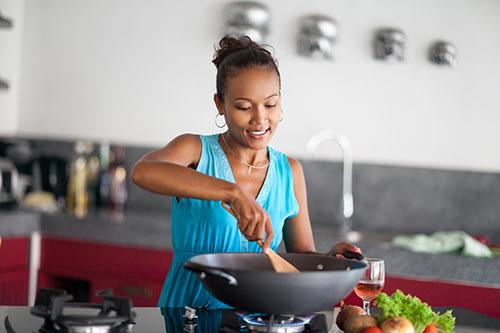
2, 306, 162, 333
2, 288, 330, 333
2, 305, 500, 332
1, 306, 330, 333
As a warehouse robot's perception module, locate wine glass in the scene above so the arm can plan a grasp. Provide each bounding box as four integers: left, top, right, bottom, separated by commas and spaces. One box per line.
354, 258, 385, 315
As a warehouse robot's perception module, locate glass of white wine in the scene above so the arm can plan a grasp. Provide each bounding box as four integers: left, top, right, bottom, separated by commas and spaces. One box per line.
354, 258, 385, 315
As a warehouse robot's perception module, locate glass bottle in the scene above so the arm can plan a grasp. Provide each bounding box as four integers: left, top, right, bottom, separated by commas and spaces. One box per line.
66, 141, 92, 218
108, 146, 127, 219
95, 142, 111, 208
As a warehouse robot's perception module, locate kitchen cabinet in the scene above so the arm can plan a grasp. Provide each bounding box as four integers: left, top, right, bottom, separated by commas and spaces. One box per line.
0, 237, 30, 305
38, 237, 173, 306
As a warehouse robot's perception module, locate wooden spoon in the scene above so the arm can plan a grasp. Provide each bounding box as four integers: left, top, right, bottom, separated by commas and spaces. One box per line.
221, 202, 300, 273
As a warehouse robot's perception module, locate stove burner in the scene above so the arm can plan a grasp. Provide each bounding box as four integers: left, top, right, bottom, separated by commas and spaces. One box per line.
242, 313, 309, 333
28, 288, 136, 333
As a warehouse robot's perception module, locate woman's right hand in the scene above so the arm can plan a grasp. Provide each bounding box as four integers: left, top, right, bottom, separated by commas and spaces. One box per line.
225, 186, 274, 252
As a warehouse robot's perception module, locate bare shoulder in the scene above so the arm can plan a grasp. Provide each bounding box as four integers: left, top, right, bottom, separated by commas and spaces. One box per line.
168, 133, 202, 150
140, 133, 202, 167
287, 156, 304, 177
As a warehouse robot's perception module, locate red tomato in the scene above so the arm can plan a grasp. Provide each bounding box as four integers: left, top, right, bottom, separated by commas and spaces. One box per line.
423, 323, 438, 333
362, 326, 383, 333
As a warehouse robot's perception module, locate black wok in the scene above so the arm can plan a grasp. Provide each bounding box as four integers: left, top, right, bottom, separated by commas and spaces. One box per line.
185, 252, 366, 314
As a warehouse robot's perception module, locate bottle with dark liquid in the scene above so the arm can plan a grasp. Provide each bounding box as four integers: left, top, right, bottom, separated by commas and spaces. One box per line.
95, 142, 111, 208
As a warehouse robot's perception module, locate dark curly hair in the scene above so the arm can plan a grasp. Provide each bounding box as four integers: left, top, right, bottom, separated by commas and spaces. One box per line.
212, 35, 281, 101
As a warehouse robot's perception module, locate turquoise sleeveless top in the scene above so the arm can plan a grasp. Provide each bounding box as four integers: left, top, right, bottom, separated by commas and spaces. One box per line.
157, 134, 299, 309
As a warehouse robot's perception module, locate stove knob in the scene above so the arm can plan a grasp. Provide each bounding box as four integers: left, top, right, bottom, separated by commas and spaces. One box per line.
183, 306, 198, 333
183, 306, 197, 321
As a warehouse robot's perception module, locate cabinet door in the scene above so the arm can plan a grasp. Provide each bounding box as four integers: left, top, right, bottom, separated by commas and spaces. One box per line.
39, 237, 173, 306
41, 237, 173, 280
0, 237, 30, 305
0, 270, 29, 305
0, 237, 29, 270
90, 276, 163, 307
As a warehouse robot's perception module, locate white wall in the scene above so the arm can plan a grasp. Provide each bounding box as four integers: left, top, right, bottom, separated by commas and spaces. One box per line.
16, 0, 500, 172
0, 0, 24, 134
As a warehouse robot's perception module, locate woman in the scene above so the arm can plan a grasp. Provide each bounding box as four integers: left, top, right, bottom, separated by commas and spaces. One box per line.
132, 36, 361, 309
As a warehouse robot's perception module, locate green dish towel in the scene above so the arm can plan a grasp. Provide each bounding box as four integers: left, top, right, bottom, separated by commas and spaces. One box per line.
392, 231, 492, 258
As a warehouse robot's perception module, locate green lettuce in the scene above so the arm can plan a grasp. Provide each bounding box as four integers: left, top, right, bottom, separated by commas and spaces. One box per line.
375, 290, 456, 333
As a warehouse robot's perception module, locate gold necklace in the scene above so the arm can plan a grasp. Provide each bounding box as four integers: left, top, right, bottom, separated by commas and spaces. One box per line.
221, 134, 269, 174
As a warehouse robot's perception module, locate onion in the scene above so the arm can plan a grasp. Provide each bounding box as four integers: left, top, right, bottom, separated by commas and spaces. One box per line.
336, 305, 366, 330
380, 317, 415, 333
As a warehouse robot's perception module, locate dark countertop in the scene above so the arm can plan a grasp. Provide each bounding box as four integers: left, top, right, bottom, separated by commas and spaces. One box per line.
0, 210, 40, 237
312, 227, 500, 288
1, 209, 499, 288
1, 306, 498, 333
0, 208, 172, 250
41, 209, 172, 250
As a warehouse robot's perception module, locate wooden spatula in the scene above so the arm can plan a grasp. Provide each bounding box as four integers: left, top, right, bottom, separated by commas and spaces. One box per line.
221, 202, 300, 273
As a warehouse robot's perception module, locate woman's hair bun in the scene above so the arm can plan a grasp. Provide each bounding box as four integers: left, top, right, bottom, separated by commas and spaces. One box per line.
212, 35, 280, 101
212, 35, 262, 68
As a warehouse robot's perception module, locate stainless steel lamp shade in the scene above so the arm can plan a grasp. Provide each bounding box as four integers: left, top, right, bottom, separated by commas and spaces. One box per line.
297, 15, 339, 60
223, 1, 270, 44
374, 28, 406, 63
429, 41, 457, 68
0, 8, 13, 28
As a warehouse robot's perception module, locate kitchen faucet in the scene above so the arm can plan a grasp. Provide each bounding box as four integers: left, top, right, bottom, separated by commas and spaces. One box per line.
305, 129, 357, 241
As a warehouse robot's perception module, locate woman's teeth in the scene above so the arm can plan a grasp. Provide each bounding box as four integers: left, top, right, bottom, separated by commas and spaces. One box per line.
249, 129, 268, 138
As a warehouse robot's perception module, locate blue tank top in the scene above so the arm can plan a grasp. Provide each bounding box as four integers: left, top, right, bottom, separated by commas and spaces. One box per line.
157, 134, 299, 308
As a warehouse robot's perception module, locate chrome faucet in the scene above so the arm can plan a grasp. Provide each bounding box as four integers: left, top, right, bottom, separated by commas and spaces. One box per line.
305, 129, 355, 239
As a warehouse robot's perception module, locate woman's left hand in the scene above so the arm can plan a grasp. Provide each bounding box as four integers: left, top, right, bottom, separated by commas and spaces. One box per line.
326, 241, 363, 259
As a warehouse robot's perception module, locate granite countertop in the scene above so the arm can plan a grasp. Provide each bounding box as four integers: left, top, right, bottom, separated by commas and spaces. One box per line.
1, 209, 499, 288
312, 226, 500, 288
0, 210, 40, 237
41, 209, 172, 250
0, 208, 172, 249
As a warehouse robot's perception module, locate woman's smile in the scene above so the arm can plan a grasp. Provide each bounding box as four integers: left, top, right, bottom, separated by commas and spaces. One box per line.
247, 128, 270, 140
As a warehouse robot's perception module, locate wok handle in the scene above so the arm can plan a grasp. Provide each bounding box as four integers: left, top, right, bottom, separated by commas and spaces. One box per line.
185, 263, 238, 286
342, 250, 365, 261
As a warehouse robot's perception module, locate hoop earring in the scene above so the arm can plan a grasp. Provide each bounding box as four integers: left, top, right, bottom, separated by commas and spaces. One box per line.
215, 113, 226, 128
279, 109, 284, 122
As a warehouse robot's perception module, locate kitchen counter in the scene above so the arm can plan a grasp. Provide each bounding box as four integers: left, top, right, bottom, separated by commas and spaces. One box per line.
0, 210, 39, 237
40, 209, 172, 250
1, 305, 499, 333
313, 227, 500, 288
0, 208, 171, 249
1, 209, 499, 289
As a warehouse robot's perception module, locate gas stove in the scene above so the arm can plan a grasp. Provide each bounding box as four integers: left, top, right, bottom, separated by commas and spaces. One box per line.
4, 288, 137, 333
2, 288, 330, 333
2, 288, 498, 333
163, 307, 329, 333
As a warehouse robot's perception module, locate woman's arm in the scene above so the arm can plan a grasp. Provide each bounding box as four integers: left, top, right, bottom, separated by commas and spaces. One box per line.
132, 134, 236, 202
132, 134, 274, 250
283, 157, 362, 256
283, 158, 316, 253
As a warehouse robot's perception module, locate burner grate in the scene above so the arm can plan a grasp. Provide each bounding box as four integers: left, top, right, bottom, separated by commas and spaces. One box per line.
29, 288, 136, 333
242, 313, 309, 333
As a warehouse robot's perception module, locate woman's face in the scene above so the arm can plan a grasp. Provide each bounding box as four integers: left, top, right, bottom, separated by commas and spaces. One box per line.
216, 66, 281, 151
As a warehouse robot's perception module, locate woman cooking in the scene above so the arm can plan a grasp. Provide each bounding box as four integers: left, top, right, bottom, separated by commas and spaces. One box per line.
132, 36, 362, 309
